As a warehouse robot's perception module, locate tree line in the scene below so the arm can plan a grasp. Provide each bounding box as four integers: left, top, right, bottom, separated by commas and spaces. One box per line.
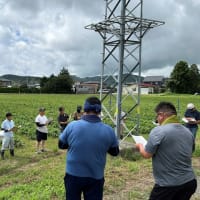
40, 61, 200, 94
40, 68, 74, 93
167, 61, 200, 94
15, 67, 74, 94
1, 61, 199, 94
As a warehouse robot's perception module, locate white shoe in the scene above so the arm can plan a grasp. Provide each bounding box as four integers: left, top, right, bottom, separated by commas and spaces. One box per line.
36, 150, 42, 154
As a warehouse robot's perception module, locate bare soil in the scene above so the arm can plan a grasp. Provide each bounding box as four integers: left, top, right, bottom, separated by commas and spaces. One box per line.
104, 157, 200, 200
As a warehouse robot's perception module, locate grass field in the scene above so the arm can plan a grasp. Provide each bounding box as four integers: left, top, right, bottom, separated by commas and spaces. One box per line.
0, 93, 200, 200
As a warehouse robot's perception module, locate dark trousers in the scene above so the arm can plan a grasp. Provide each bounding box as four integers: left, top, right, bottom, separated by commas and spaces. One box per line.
149, 179, 197, 200
64, 173, 104, 200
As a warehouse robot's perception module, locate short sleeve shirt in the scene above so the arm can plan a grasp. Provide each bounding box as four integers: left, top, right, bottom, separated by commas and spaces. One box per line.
1, 119, 15, 137
58, 113, 69, 129
59, 115, 119, 179
184, 109, 200, 128
145, 123, 195, 186
35, 114, 48, 133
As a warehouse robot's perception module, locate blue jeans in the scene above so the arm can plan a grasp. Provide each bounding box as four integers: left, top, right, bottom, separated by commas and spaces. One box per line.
64, 173, 104, 200
187, 127, 198, 139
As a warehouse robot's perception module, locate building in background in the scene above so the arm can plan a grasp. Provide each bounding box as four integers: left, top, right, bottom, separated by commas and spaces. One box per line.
75, 81, 100, 94
0, 78, 12, 88
123, 83, 154, 95
143, 76, 165, 87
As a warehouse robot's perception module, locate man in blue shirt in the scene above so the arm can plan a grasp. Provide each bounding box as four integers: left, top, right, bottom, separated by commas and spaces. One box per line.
184, 103, 200, 139
58, 96, 119, 200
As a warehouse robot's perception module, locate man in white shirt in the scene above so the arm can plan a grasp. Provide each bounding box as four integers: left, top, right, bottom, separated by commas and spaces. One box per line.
35, 108, 49, 153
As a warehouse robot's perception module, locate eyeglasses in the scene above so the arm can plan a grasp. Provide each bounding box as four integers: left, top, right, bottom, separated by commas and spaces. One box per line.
156, 111, 176, 118
156, 112, 164, 118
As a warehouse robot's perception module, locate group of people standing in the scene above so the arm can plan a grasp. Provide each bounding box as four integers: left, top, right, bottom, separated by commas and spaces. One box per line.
34, 96, 119, 199
58, 99, 198, 200
35, 105, 84, 153
0, 104, 84, 157
58, 96, 119, 200
0, 97, 199, 200
57, 105, 84, 131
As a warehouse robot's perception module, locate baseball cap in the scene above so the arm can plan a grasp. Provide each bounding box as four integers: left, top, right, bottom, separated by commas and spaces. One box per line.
187, 103, 195, 109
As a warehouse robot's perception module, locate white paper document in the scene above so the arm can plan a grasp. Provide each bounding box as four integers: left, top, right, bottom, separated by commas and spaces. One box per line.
47, 118, 53, 124
132, 135, 147, 147
152, 121, 159, 126
182, 117, 196, 123
182, 117, 188, 123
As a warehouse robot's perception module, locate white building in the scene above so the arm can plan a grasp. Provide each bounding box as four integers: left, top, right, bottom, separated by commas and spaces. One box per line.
122, 83, 154, 95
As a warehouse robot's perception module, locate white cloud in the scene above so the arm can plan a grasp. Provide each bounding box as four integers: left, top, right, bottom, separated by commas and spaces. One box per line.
0, 0, 199, 78
142, 66, 173, 77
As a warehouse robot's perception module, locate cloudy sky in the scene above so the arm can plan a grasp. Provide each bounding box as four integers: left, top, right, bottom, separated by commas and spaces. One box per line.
0, 0, 199, 78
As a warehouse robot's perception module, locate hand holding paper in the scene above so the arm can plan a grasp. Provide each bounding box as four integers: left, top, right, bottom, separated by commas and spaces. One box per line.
132, 135, 147, 147
182, 117, 196, 123
47, 118, 53, 125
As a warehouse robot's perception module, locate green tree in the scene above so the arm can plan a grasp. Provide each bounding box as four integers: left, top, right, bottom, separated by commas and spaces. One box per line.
188, 64, 200, 93
40, 76, 48, 87
57, 67, 74, 93
167, 61, 200, 94
41, 68, 74, 93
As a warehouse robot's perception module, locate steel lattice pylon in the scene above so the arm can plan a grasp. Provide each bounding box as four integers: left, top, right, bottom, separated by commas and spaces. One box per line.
85, 0, 164, 140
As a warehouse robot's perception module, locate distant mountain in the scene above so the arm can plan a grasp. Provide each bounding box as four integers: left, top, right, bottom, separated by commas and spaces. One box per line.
71, 75, 101, 82
1, 73, 143, 86
72, 74, 143, 86
1, 74, 41, 85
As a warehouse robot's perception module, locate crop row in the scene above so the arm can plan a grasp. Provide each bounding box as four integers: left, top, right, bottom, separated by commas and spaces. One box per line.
0, 93, 199, 140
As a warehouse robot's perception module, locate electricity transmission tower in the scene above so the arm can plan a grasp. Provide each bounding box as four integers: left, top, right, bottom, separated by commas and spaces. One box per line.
85, 0, 164, 140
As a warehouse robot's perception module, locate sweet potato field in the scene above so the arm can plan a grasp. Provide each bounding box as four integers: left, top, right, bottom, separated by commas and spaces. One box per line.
0, 93, 200, 200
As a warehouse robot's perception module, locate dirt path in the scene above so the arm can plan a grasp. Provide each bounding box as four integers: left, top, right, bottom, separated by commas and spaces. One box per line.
192, 157, 200, 200
104, 162, 153, 200
104, 157, 200, 200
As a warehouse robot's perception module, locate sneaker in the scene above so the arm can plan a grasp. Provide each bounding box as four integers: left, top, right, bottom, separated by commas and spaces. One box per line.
36, 150, 42, 154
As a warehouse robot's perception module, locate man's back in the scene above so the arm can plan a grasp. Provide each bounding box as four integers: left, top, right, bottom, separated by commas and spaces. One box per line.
136, 102, 197, 200
60, 115, 118, 179
146, 123, 195, 186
